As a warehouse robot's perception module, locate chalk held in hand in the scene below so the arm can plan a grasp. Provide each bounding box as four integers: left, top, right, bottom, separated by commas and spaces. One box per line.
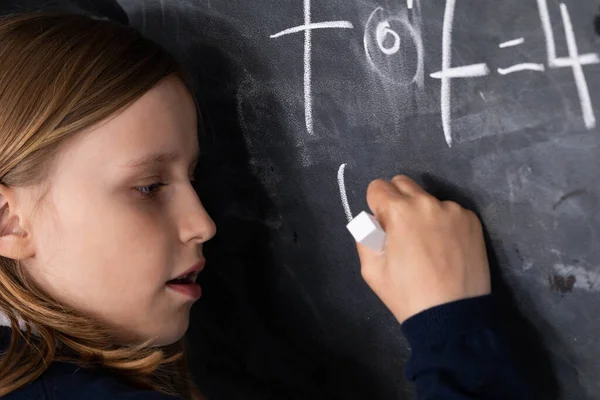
346, 211, 387, 253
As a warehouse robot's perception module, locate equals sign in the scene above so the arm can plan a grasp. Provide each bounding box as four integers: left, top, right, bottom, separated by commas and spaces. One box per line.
497, 37, 545, 75
498, 37, 525, 48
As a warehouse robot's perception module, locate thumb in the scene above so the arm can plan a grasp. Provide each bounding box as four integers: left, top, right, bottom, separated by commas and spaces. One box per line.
355, 241, 385, 285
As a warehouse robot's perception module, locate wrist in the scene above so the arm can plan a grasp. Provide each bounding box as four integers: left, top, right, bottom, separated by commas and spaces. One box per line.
400, 294, 499, 349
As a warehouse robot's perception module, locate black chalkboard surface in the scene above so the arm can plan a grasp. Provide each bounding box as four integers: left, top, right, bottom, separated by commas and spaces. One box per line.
3, 1, 600, 399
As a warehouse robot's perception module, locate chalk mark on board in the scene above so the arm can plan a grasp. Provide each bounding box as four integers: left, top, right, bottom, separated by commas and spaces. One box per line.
560, 3, 596, 129
364, 7, 424, 87
552, 54, 600, 67
430, 0, 490, 147
303, 0, 313, 136
440, 0, 458, 148
499, 37, 524, 48
376, 21, 401, 55
270, 0, 354, 136
497, 63, 545, 75
337, 164, 353, 223
270, 21, 354, 38
535, 0, 597, 128
536, 0, 599, 69
430, 63, 489, 79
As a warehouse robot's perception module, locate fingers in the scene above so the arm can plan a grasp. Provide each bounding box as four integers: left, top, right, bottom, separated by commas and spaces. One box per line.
390, 175, 428, 197
355, 240, 385, 288
366, 175, 429, 217
357, 173, 493, 324
366, 179, 401, 215
366, 179, 405, 233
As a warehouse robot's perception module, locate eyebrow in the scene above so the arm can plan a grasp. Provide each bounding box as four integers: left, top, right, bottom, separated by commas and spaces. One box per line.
122, 151, 200, 169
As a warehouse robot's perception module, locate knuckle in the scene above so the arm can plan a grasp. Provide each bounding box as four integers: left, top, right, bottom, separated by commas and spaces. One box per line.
367, 178, 387, 193
391, 175, 414, 189
416, 192, 434, 202
416, 193, 439, 210
360, 265, 379, 285
463, 207, 477, 219
468, 210, 483, 227
442, 200, 461, 210
465, 208, 477, 218
391, 174, 410, 183
366, 179, 385, 201
443, 201, 470, 217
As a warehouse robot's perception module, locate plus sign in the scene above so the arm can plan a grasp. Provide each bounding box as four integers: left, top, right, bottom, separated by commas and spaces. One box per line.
270, 0, 354, 135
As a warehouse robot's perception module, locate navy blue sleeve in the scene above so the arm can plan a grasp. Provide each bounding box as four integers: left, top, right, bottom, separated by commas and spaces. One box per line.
400, 294, 533, 400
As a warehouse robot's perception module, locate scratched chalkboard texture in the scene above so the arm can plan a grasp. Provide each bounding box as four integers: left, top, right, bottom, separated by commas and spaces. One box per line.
2, 1, 600, 399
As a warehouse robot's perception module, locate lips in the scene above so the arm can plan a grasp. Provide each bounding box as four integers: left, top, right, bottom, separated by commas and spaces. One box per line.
166, 260, 205, 300
167, 260, 205, 285
167, 281, 202, 299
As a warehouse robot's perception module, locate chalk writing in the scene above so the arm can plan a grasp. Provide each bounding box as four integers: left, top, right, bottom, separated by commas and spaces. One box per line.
270, 0, 599, 144
559, 3, 596, 129
430, 0, 490, 147
499, 37, 525, 48
427, 0, 597, 144
337, 163, 353, 223
270, 0, 354, 135
495, 38, 544, 76
536, 0, 599, 68
498, 63, 545, 75
376, 21, 401, 55
363, 7, 424, 87
430, 64, 489, 79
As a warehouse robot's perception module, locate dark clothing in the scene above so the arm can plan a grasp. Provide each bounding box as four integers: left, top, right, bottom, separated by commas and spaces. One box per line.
1, 294, 532, 399
401, 294, 533, 399
0, 343, 178, 399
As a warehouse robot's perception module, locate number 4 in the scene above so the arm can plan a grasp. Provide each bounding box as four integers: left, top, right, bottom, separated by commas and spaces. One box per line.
537, 0, 598, 129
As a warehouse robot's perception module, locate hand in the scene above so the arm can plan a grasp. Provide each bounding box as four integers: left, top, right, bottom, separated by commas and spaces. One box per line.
355, 175, 491, 324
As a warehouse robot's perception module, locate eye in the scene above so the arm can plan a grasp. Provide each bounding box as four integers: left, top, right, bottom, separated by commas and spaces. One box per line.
135, 182, 168, 200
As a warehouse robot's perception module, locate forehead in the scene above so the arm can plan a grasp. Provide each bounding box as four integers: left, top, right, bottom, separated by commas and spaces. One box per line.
56, 76, 199, 174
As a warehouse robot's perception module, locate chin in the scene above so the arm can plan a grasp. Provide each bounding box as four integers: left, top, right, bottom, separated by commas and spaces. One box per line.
152, 311, 191, 347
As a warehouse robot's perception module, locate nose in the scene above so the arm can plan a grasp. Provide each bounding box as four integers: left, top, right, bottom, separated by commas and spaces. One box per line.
178, 185, 217, 244
196, 206, 216, 243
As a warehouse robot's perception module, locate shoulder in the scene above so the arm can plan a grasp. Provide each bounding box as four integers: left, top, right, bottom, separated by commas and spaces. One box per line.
7, 362, 183, 399
5, 361, 183, 400
1, 328, 181, 400
48, 362, 183, 399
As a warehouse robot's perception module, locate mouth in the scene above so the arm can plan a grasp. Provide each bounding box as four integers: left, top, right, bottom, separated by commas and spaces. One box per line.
167, 271, 199, 285
166, 260, 205, 300
167, 259, 206, 283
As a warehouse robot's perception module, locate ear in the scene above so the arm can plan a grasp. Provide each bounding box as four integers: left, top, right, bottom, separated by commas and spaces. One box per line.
0, 183, 35, 261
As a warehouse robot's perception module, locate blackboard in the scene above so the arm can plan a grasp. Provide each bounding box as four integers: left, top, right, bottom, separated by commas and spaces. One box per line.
3, 1, 600, 399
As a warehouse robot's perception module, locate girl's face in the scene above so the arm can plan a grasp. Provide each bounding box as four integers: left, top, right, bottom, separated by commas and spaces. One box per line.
1, 75, 216, 346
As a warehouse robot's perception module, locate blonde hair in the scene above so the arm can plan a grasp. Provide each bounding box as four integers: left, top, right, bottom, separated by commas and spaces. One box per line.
0, 12, 204, 399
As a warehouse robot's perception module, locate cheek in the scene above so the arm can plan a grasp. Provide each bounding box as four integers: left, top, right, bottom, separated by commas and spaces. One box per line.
26, 185, 193, 344
37, 193, 174, 313
83, 213, 172, 292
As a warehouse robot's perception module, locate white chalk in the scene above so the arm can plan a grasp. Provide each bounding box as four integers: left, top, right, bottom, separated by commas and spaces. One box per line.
346, 211, 387, 253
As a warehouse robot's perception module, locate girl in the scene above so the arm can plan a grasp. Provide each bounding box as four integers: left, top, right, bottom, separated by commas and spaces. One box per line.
0, 11, 531, 400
